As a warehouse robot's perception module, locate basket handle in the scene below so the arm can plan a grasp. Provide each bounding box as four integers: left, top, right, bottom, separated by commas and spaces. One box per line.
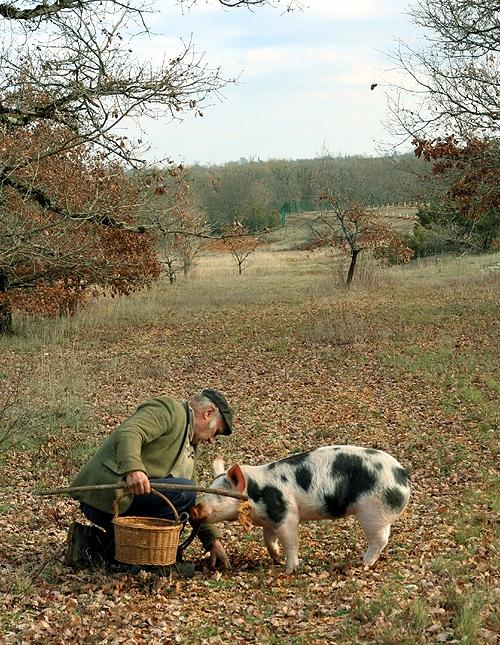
112, 487, 181, 524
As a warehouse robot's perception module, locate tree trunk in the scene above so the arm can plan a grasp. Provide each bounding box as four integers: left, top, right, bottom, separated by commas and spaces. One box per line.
0, 271, 13, 334
346, 249, 359, 288
0, 303, 12, 334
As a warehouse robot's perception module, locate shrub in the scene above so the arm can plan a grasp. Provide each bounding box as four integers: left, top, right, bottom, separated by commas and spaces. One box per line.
407, 202, 500, 257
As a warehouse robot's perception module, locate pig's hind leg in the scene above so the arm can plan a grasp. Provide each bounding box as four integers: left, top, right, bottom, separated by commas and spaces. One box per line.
263, 527, 281, 563
356, 503, 392, 567
275, 518, 300, 573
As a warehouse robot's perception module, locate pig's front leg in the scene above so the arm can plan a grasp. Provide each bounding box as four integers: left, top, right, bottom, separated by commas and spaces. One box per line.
263, 527, 281, 563
275, 518, 300, 574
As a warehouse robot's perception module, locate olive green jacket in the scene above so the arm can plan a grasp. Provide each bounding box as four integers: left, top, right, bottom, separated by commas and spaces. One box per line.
71, 395, 219, 549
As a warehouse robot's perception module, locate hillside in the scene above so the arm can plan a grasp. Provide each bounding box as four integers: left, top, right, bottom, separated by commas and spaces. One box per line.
263, 205, 418, 251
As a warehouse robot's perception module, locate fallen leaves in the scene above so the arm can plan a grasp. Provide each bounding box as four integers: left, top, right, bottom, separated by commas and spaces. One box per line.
1, 261, 499, 643
237, 501, 254, 533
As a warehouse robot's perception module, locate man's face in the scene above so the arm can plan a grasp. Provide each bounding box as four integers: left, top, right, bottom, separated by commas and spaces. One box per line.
192, 405, 226, 445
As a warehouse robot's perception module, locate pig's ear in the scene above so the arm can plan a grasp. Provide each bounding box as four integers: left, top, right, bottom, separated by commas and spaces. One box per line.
227, 464, 246, 492
213, 455, 225, 477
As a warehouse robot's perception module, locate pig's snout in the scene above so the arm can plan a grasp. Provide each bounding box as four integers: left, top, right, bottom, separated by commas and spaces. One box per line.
190, 504, 210, 523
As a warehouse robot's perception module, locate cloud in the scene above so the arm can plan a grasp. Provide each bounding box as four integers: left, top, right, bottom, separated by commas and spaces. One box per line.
303, 0, 386, 18
226, 42, 385, 93
170, 0, 385, 19
125, 0, 414, 164
132, 35, 190, 66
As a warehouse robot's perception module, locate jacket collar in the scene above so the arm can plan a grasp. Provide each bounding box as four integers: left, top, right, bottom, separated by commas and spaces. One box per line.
184, 401, 195, 444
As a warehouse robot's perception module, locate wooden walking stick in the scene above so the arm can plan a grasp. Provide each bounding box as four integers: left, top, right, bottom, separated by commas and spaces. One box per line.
36, 482, 248, 501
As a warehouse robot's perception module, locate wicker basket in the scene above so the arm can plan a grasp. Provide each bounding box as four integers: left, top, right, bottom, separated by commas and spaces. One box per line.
112, 489, 183, 566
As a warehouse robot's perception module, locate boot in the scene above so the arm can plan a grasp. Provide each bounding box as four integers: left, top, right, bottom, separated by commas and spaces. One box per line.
65, 521, 108, 569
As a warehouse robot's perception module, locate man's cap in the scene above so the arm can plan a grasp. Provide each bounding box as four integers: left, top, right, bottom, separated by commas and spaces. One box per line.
202, 388, 233, 435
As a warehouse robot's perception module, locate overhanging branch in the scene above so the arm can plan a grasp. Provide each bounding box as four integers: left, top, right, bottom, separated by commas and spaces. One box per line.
1, 170, 148, 231
0, 0, 83, 20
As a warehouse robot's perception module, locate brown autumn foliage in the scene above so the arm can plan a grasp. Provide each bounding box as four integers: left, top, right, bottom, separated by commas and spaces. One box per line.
0, 121, 161, 323
413, 136, 500, 221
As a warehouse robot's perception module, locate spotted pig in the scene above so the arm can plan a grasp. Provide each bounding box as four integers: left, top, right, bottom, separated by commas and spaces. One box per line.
190, 446, 411, 573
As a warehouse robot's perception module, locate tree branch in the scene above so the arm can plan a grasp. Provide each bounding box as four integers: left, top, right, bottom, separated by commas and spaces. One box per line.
0, 0, 82, 20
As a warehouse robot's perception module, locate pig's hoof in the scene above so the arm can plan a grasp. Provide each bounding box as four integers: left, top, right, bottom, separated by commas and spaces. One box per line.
284, 561, 300, 574
362, 556, 378, 567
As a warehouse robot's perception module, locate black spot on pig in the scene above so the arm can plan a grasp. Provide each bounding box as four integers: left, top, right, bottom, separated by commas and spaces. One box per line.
374, 462, 383, 471
323, 492, 347, 517
281, 474, 288, 483
247, 478, 260, 501
393, 467, 409, 487
365, 448, 379, 455
384, 487, 406, 511
268, 451, 310, 470
332, 453, 377, 492
295, 465, 312, 492
247, 479, 287, 525
322, 453, 377, 517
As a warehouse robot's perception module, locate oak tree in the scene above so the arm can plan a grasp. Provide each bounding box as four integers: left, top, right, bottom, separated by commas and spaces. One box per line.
0, 0, 297, 331
0, 121, 161, 329
387, 0, 499, 255
411, 136, 499, 254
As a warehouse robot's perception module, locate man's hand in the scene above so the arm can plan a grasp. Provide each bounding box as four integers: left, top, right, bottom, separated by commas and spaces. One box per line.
125, 471, 150, 496
209, 539, 230, 570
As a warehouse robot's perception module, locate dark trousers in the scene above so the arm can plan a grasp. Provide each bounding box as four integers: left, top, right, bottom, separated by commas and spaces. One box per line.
80, 477, 196, 561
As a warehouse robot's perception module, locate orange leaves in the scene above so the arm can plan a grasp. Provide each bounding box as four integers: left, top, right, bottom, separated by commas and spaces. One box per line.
222, 235, 258, 255
208, 223, 257, 254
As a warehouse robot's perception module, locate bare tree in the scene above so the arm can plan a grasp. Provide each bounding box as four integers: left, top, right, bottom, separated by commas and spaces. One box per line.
180, 0, 301, 9
308, 163, 412, 287
387, 0, 499, 141
142, 165, 210, 283
0, 1, 234, 207
156, 222, 207, 283
212, 221, 258, 274
1, 0, 301, 223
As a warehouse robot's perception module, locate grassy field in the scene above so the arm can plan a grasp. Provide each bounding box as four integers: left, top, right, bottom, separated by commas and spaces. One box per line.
264, 206, 418, 250
0, 241, 499, 644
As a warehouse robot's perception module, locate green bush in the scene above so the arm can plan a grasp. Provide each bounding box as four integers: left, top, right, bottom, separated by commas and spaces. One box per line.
244, 209, 281, 232
407, 202, 500, 257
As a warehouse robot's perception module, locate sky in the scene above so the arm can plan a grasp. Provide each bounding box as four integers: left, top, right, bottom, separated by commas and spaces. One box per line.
129, 0, 418, 166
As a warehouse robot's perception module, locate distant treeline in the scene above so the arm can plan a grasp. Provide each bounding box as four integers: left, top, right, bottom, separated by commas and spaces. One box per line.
187, 153, 429, 231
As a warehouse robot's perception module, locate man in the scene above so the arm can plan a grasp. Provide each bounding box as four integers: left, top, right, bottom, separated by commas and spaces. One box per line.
66, 389, 233, 572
